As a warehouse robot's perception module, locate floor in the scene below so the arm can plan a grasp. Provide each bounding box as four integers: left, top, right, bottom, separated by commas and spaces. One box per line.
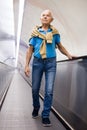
0, 71, 67, 130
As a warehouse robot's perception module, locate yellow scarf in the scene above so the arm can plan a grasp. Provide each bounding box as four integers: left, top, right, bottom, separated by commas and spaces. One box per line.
30, 25, 59, 59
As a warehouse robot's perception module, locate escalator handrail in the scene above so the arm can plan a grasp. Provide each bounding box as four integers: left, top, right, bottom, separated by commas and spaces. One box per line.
57, 55, 87, 63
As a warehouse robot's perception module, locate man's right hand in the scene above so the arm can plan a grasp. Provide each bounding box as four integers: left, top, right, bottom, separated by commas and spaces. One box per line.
24, 65, 30, 77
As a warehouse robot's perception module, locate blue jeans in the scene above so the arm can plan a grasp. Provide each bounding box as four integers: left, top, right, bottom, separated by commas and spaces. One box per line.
32, 57, 56, 118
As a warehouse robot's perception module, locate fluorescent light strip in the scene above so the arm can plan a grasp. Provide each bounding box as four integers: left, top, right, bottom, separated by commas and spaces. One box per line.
15, 0, 25, 67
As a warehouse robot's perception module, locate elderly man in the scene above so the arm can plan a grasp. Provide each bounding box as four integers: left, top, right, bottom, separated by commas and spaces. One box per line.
25, 9, 74, 127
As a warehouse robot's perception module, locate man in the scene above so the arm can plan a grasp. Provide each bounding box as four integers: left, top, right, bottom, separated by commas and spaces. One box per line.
25, 9, 74, 127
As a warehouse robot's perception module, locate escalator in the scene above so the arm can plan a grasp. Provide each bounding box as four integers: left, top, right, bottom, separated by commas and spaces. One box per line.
0, 56, 87, 130
20, 55, 87, 130
0, 70, 67, 130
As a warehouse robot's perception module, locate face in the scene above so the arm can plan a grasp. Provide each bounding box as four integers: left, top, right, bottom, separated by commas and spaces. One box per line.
40, 10, 53, 25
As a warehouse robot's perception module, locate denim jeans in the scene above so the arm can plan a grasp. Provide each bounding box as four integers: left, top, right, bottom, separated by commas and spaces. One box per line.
32, 57, 56, 118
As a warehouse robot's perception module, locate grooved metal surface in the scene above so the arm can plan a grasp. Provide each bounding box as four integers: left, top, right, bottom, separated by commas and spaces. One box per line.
0, 71, 66, 130
0, 63, 14, 107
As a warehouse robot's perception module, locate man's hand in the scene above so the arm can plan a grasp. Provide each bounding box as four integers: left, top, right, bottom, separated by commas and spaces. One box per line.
67, 54, 78, 60
24, 65, 30, 77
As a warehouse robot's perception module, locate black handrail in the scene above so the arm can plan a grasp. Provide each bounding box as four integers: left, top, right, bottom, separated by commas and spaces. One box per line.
57, 55, 87, 63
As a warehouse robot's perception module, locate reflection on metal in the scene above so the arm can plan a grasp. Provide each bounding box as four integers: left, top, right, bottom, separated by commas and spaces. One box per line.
52, 56, 87, 130
0, 62, 14, 108
51, 106, 74, 130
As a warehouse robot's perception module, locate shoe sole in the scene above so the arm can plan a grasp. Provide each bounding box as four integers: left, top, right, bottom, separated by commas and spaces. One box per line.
42, 123, 52, 127
32, 115, 39, 119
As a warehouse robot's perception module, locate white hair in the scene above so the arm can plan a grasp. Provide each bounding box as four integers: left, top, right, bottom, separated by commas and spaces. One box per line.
41, 9, 54, 19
